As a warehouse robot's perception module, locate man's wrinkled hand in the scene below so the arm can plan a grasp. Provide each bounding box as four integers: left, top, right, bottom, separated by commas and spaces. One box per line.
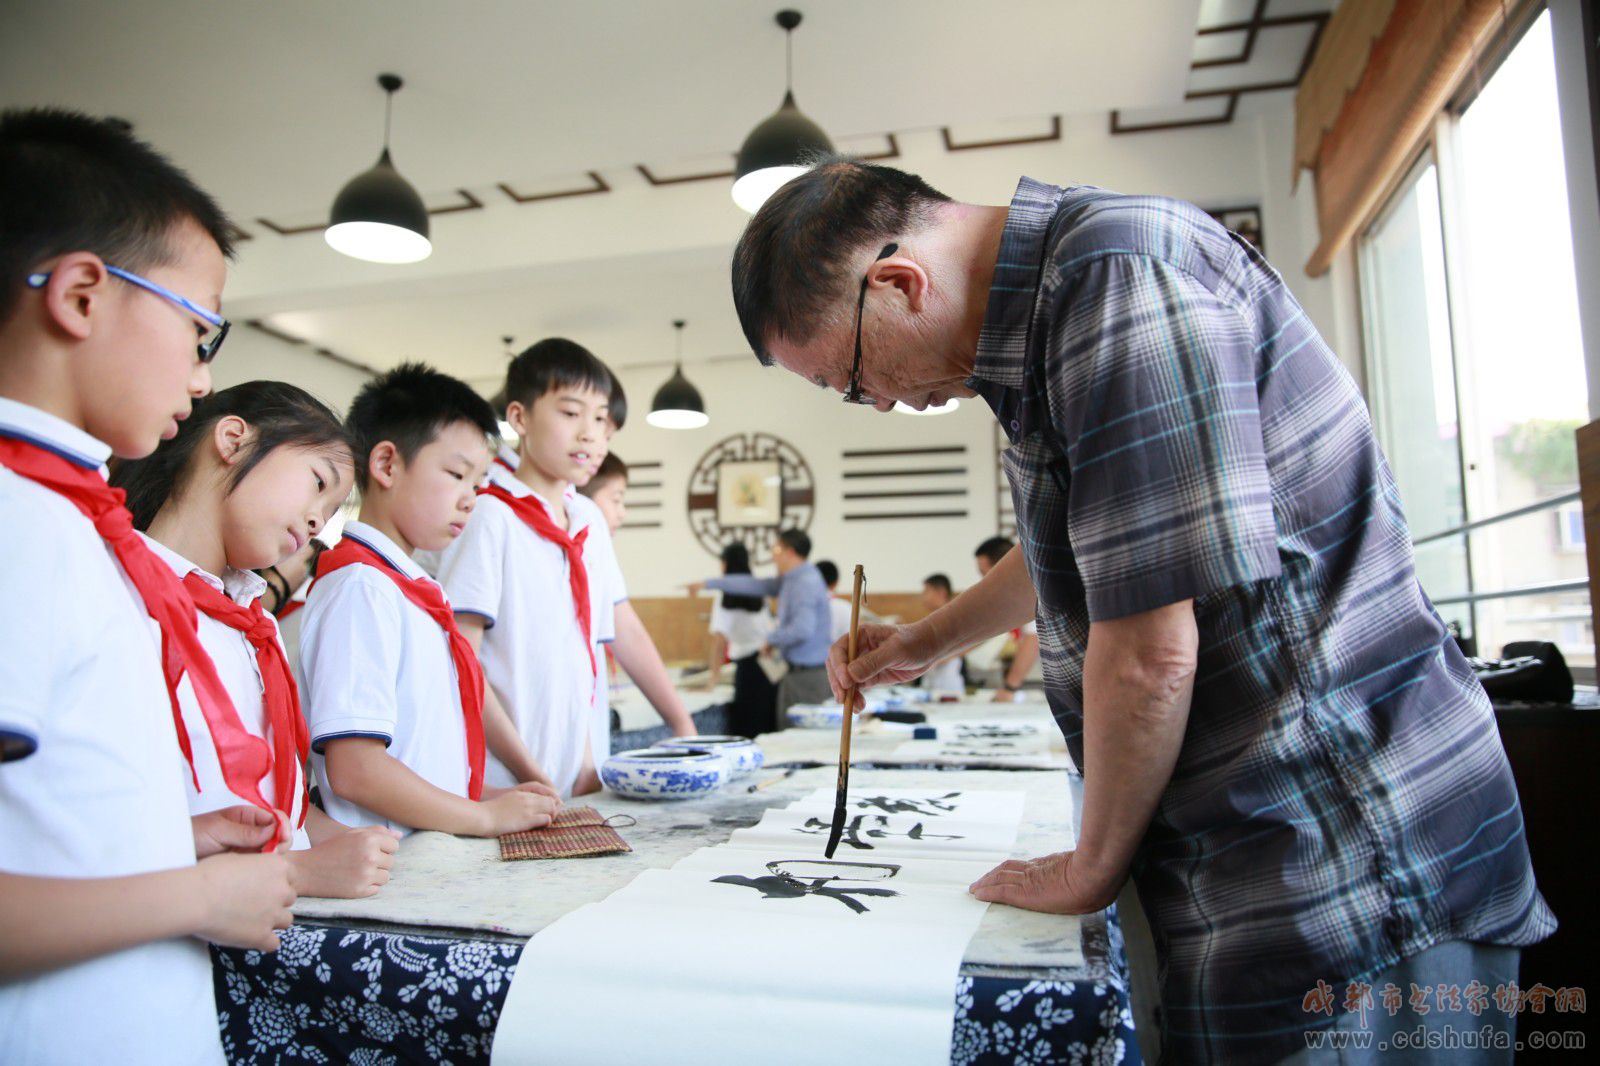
969, 852, 1122, 915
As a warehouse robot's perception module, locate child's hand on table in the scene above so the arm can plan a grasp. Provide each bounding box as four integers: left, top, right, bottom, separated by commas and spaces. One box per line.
476, 787, 561, 836
287, 826, 401, 899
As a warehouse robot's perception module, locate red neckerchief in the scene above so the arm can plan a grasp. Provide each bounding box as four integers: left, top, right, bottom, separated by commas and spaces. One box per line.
477, 484, 597, 697
0, 435, 277, 841
182, 573, 309, 829
311, 536, 486, 799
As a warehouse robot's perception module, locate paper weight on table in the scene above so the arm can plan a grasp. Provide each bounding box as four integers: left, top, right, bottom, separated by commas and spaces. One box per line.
498, 806, 633, 860
599, 747, 729, 800
651, 735, 765, 778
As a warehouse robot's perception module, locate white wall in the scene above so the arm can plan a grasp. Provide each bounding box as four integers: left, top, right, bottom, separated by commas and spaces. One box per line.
212, 91, 1354, 596
208, 323, 371, 413
608, 360, 1003, 597
604, 94, 1349, 595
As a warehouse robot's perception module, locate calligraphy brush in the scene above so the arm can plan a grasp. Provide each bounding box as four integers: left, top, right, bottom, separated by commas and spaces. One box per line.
824, 564, 866, 859
747, 765, 800, 793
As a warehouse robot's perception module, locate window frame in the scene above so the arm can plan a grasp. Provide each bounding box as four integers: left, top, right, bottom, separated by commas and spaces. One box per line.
1356, 2, 1594, 684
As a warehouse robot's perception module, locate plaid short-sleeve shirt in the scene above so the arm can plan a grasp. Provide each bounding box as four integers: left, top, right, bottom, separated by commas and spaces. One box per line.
970, 177, 1555, 1063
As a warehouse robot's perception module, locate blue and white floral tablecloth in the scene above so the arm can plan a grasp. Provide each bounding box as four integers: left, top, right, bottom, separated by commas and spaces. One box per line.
212, 904, 1138, 1065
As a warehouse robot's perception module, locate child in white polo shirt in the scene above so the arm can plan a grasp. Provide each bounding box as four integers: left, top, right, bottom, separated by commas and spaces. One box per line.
0, 109, 294, 1065
440, 339, 688, 795
112, 380, 402, 897
302, 363, 561, 838
480, 352, 694, 777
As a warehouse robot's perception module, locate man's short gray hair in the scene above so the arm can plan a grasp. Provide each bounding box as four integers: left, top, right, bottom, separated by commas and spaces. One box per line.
730, 155, 953, 365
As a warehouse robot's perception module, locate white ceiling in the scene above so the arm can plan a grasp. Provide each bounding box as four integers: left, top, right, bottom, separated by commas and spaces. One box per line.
1, 0, 1197, 220
15, 1, 1357, 388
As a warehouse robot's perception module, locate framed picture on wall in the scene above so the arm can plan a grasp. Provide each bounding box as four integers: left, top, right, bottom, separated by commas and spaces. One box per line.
1206, 204, 1264, 254
717, 460, 782, 527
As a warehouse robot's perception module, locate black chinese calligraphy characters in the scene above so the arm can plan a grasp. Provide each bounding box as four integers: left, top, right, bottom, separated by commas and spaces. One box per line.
852, 792, 963, 816
795, 814, 965, 851
710, 860, 903, 914
711, 873, 899, 914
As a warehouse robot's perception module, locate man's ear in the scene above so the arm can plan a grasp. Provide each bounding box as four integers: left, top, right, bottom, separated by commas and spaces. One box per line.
35, 252, 111, 342
505, 400, 530, 439
368, 441, 400, 490
870, 255, 930, 313
212, 416, 251, 465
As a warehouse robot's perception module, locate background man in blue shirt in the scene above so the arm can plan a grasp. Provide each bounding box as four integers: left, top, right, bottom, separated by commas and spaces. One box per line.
702, 529, 833, 723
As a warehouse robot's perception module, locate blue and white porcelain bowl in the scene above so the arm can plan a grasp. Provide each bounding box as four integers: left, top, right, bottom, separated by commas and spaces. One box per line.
652, 735, 764, 778
600, 747, 728, 801
786, 702, 846, 729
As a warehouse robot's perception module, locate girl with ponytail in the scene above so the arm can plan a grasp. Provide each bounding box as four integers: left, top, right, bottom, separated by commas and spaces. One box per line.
112, 380, 399, 898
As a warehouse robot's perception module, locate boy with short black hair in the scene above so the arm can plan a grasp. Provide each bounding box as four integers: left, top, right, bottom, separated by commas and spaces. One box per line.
302, 362, 561, 837
440, 338, 691, 796
0, 108, 295, 1063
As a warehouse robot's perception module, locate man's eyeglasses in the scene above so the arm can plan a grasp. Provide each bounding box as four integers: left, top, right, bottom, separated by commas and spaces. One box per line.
843, 242, 899, 405
26, 264, 230, 363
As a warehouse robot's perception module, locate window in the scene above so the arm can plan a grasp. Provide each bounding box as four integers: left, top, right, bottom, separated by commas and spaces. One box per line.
1360, 8, 1591, 671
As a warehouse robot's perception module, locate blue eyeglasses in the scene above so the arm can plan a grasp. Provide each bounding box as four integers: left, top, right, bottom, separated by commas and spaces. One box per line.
26, 264, 230, 363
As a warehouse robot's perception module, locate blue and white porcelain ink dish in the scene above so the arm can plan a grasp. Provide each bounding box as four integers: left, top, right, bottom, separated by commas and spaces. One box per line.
599, 747, 728, 800
651, 735, 764, 778
786, 702, 846, 729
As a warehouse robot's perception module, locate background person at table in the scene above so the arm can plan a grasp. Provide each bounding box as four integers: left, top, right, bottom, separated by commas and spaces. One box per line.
705, 542, 777, 738
303, 363, 561, 838
731, 156, 1553, 1063
114, 380, 401, 898
918, 573, 965, 695
579, 451, 627, 535
975, 536, 1037, 701
0, 108, 295, 1063
815, 559, 851, 642
699, 528, 832, 720
816, 557, 883, 640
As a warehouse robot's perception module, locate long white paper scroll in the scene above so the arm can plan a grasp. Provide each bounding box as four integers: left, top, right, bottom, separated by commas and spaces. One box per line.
493, 786, 1026, 1065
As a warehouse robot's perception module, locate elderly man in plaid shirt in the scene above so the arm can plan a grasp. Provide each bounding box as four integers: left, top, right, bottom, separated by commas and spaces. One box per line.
730, 158, 1554, 1063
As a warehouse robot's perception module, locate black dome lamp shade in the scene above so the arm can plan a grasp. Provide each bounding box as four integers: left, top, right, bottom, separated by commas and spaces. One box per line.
325, 74, 432, 264
732, 9, 833, 213
647, 320, 709, 430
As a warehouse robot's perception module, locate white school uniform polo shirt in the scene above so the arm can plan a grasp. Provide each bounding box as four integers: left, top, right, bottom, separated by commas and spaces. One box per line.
142, 536, 312, 851
437, 477, 622, 795
300, 521, 470, 837
828, 596, 853, 644
0, 398, 223, 1065
711, 599, 774, 662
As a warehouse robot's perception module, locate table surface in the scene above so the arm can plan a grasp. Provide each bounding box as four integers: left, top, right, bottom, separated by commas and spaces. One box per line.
294, 765, 1090, 971
244, 716, 1140, 1065
755, 695, 1075, 772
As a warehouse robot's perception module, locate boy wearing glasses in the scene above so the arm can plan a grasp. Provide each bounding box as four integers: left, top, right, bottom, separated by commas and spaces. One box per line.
0, 109, 294, 1064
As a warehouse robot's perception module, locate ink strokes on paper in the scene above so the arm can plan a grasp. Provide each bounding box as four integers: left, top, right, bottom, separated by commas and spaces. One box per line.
794, 814, 965, 852
712, 859, 902, 915
496, 785, 1028, 1066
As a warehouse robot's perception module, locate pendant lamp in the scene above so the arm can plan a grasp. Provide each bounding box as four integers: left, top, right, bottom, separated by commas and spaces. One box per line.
647, 320, 709, 429
325, 74, 432, 264
732, 10, 834, 214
